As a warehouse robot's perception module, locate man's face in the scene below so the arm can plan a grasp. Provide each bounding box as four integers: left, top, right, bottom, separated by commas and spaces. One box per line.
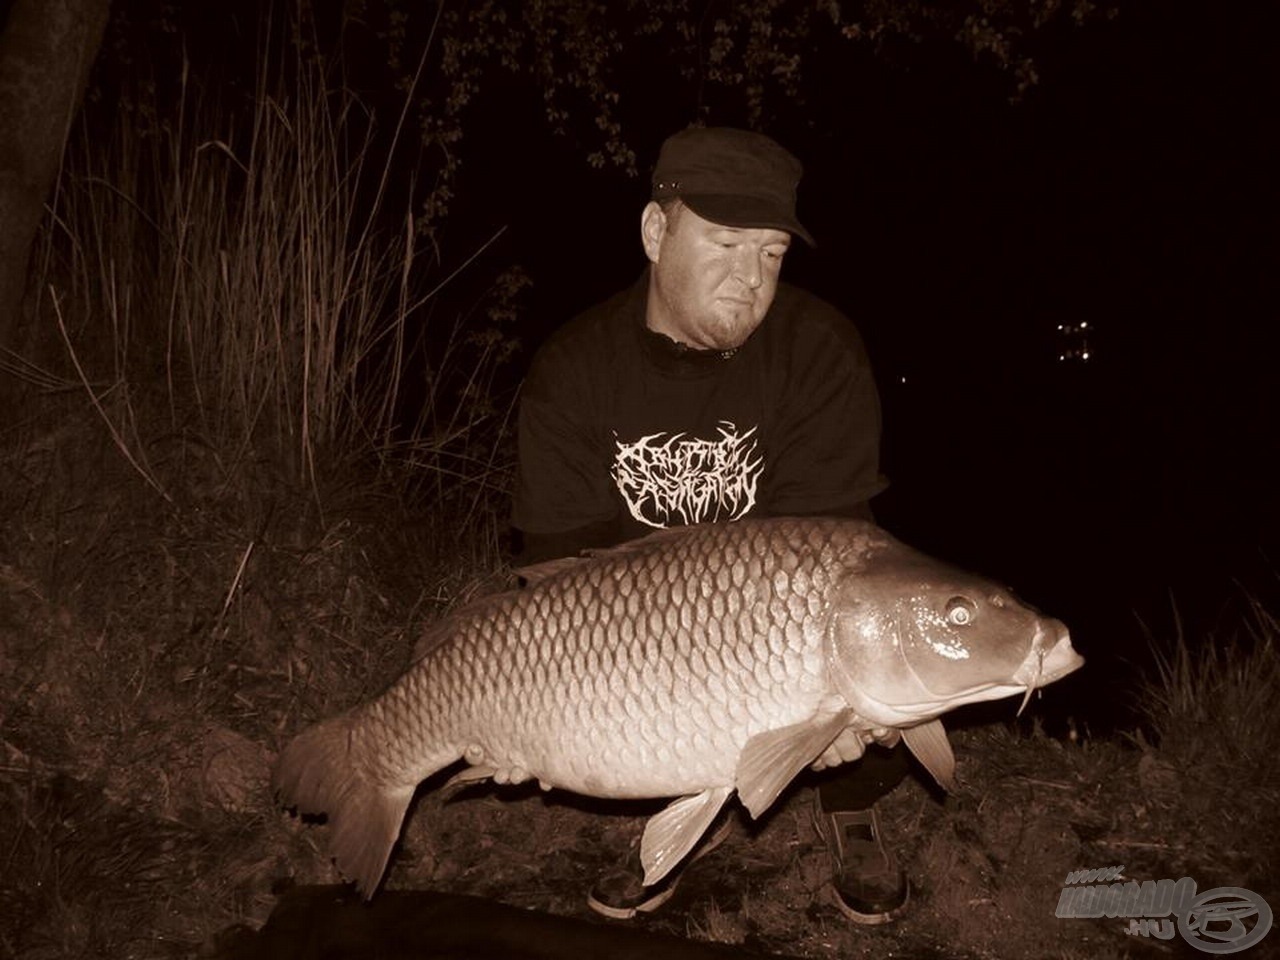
642, 202, 792, 351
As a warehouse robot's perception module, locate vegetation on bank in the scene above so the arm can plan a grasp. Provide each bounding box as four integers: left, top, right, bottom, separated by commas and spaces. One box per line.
3, 414, 1275, 958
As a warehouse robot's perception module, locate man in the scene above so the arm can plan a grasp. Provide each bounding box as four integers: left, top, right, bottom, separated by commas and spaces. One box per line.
512, 126, 912, 923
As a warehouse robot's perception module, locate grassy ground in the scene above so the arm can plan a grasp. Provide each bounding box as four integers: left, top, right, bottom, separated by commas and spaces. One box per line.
2, 409, 1276, 959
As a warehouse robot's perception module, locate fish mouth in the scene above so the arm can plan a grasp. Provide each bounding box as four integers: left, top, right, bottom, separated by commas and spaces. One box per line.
921, 622, 1083, 707
1009, 624, 1084, 716
848, 622, 1085, 724
1013, 625, 1084, 689
824, 619, 1085, 727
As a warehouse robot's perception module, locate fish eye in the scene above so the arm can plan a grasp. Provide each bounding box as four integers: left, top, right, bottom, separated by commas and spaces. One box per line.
945, 596, 978, 626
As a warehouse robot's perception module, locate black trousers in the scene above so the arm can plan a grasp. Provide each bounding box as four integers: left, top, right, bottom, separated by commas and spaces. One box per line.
809, 741, 912, 812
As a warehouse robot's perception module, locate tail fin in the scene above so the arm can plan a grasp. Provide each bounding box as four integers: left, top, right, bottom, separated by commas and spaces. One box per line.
273, 712, 416, 898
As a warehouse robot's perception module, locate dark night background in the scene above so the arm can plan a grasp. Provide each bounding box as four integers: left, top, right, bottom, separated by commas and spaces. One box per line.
428, 0, 1276, 728
98, 0, 1279, 723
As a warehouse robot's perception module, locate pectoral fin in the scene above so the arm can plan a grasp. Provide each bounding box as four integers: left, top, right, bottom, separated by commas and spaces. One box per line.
639, 786, 733, 886
902, 718, 956, 792
736, 708, 854, 819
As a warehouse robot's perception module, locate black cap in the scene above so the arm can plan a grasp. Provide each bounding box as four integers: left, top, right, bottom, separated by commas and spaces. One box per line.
651, 127, 815, 247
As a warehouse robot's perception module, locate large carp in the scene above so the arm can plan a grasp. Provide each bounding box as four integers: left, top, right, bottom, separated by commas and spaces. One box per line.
274, 518, 1082, 897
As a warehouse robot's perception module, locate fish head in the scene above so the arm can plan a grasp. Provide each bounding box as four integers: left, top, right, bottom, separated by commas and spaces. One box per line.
826, 544, 1083, 727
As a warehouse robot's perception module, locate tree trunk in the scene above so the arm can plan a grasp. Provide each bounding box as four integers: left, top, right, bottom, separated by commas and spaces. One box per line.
0, 0, 109, 349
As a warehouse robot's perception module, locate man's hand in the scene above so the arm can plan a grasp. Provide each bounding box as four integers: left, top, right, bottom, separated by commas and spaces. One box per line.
810, 725, 902, 771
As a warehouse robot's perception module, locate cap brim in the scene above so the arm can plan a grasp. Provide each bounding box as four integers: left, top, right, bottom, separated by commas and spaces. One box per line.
681, 194, 816, 247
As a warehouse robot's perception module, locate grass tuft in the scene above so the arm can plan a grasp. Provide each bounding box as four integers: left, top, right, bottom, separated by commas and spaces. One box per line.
1135, 595, 1280, 771
29, 9, 523, 519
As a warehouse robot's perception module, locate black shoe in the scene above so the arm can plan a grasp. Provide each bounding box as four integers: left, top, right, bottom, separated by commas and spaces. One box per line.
811, 792, 908, 924
586, 818, 732, 920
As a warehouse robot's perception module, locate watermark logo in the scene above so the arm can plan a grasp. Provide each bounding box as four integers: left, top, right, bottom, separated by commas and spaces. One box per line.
1056, 866, 1272, 954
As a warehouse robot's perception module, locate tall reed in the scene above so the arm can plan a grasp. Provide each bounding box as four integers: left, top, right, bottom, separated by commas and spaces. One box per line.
35, 11, 520, 512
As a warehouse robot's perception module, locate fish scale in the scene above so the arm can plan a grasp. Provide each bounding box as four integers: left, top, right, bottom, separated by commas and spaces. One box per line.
274, 517, 1083, 897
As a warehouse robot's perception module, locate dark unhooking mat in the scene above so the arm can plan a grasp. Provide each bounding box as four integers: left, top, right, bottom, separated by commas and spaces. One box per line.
216, 884, 799, 960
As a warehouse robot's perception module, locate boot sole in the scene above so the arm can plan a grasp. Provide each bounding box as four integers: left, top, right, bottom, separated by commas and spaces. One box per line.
586, 818, 734, 920
828, 880, 910, 925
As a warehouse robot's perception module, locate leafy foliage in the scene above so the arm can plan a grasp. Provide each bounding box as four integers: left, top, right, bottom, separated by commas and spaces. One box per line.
345, 0, 1114, 233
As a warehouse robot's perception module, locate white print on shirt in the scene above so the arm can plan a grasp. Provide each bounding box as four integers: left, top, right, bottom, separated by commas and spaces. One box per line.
611, 421, 763, 528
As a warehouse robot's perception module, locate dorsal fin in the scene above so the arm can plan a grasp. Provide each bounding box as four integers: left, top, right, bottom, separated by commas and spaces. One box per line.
515, 524, 706, 584
583, 524, 701, 555
513, 556, 583, 585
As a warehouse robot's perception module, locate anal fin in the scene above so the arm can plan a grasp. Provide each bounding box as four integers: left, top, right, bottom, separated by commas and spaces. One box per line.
441, 764, 496, 795
639, 786, 733, 886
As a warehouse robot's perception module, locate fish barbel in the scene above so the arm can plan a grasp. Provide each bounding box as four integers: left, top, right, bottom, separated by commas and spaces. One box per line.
273, 517, 1082, 896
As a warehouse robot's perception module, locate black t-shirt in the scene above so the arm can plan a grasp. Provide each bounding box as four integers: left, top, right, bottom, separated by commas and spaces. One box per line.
512, 271, 887, 561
